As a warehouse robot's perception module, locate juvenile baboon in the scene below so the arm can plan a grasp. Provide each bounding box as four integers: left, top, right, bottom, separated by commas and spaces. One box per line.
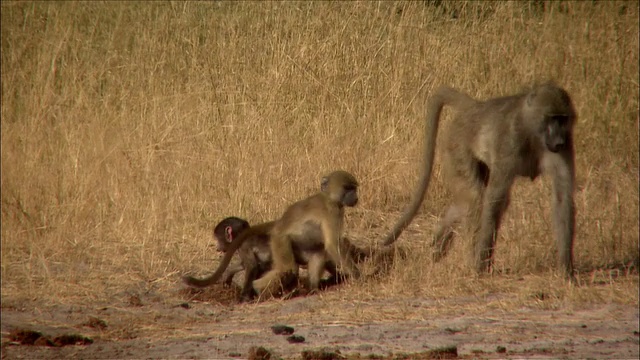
382, 82, 576, 278
184, 216, 378, 301
252, 170, 362, 297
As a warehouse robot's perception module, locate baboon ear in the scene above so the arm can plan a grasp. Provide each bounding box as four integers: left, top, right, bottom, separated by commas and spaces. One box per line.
320, 176, 330, 192
225, 226, 234, 242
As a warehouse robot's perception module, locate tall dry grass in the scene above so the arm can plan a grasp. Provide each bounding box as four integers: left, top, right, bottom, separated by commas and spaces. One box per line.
1, 2, 638, 308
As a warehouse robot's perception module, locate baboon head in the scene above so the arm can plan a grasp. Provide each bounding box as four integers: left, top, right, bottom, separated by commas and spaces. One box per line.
525, 83, 576, 153
213, 216, 250, 252
321, 170, 359, 207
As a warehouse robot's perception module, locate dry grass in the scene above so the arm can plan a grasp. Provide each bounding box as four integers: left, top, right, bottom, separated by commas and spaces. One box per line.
1, 1, 638, 318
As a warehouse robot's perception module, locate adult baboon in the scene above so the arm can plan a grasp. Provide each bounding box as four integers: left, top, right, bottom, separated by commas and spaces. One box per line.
252, 170, 362, 297
382, 82, 576, 278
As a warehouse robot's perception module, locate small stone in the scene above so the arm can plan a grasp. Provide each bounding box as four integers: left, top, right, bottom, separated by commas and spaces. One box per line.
286, 335, 305, 343
270, 324, 294, 335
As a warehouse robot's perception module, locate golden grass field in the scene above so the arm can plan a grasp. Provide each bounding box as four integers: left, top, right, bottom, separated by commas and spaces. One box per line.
1, 2, 638, 355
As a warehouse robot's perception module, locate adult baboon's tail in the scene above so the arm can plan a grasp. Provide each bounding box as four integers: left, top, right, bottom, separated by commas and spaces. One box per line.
381, 86, 474, 246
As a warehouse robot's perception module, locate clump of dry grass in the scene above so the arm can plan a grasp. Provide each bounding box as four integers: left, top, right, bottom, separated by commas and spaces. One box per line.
1, 1, 637, 311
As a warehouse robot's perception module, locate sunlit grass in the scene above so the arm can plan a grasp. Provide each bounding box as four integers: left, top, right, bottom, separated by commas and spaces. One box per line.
1, 1, 637, 311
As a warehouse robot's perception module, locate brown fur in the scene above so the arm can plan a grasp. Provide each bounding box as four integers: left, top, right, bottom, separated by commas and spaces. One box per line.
184, 218, 382, 301
383, 83, 576, 279
252, 170, 362, 297
183, 221, 274, 301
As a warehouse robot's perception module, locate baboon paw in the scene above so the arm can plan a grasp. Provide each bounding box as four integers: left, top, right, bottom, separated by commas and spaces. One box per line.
281, 288, 300, 300
307, 288, 319, 296
238, 295, 255, 303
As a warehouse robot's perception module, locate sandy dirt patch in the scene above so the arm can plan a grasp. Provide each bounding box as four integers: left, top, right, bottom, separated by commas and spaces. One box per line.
2, 283, 638, 359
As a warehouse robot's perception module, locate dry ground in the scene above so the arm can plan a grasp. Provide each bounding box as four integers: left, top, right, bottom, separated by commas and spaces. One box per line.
2, 2, 639, 359
2, 268, 639, 359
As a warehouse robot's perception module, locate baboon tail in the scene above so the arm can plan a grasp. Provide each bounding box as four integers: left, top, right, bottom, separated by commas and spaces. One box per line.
182, 251, 234, 288
382, 86, 470, 246
182, 228, 250, 288
182, 273, 219, 288
433, 85, 475, 109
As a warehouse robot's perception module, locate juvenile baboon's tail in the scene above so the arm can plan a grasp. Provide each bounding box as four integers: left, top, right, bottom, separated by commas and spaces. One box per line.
381, 86, 474, 246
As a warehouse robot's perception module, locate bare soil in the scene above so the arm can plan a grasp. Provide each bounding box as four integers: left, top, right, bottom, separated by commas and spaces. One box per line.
2, 282, 638, 360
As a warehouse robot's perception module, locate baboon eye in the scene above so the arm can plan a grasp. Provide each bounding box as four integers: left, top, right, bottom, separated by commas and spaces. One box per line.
546, 114, 569, 124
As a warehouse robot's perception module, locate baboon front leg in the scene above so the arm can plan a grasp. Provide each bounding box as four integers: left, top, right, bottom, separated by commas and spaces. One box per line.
239, 265, 261, 302
546, 151, 576, 279
306, 253, 328, 291
474, 177, 511, 273
222, 263, 244, 287
552, 185, 575, 279
322, 222, 360, 279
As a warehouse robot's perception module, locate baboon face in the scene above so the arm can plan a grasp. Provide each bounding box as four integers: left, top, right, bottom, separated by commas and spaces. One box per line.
543, 114, 572, 153
321, 170, 359, 207
340, 182, 359, 207
213, 217, 250, 252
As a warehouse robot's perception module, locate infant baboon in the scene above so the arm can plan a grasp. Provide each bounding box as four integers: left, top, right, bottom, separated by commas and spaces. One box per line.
183, 220, 273, 301
211, 216, 253, 286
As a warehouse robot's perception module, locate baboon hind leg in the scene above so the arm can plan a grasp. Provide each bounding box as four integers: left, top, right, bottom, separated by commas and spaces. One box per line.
473, 174, 512, 273
432, 201, 469, 262
253, 235, 299, 296
432, 149, 484, 262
